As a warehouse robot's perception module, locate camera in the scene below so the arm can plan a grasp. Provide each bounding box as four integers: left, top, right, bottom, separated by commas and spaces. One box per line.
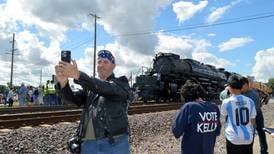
61, 50, 71, 63
67, 137, 81, 154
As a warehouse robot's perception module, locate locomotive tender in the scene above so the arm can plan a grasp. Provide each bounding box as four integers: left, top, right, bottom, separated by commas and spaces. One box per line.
134, 52, 236, 103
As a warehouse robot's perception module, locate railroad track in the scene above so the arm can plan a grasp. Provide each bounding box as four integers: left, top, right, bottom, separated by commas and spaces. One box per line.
0, 102, 164, 115
0, 105, 80, 115
0, 103, 182, 129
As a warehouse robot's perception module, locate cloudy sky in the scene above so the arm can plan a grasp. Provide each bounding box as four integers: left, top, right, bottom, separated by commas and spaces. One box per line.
0, 0, 274, 87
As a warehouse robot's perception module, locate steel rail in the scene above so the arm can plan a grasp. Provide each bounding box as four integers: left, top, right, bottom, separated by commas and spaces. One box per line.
0, 103, 182, 129
0, 105, 79, 115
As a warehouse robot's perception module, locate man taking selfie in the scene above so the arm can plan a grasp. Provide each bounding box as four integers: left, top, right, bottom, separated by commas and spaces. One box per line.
55, 49, 130, 154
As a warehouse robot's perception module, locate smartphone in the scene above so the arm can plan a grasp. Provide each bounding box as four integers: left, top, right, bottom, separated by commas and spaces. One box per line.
61, 50, 71, 63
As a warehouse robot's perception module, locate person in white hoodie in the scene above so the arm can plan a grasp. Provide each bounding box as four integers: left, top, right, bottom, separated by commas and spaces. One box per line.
7, 87, 14, 107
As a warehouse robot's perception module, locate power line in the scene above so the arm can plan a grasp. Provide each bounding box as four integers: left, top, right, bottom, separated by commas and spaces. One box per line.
61, 37, 91, 49
58, 11, 274, 51
70, 39, 91, 50
112, 12, 274, 37
160, 11, 274, 32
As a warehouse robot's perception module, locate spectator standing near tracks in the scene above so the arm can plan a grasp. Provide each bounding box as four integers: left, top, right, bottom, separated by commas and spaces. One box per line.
38, 85, 44, 105
241, 77, 269, 154
43, 81, 50, 106
27, 86, 33, 105
47, 80, 56, 106
7, 87, 14, 107
221, 75, 256, 154
33, 87, 39, 105
18, 83, 28, 106
3, 87, 9, 106
55, 49, 130, 154
172, 80, 221, 154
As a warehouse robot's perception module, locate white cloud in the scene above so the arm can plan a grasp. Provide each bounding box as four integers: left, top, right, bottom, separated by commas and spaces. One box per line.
156, 34, 193, 58
0, 30, 61, 86
218, 37, 253, 52
0, 34, 11, 53
173, 0, 208, 24
105, 43, 154, 77
193, 52, 234, 68
192, 39, 212, 53
0, 0, 169, 86
207, 0, 242, 23
0, 0, 239, 87
156, 33, 233, 69
1, 0, 170, 55
252, 47, 274, 82
208, 33, 216, 37
98, 0, 169, 54
207, 6, 230, 23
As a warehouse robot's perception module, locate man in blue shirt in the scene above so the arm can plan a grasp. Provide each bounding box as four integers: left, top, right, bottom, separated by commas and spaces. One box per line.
172, 80, 221, 154
241, 77, 268, 154
18, 83, 28, 106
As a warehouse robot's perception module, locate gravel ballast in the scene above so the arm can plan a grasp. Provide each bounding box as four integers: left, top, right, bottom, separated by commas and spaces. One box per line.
1, 99, 273, 154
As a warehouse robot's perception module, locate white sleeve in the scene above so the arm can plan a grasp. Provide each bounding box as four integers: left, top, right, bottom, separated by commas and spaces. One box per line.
221, 101, 227, 116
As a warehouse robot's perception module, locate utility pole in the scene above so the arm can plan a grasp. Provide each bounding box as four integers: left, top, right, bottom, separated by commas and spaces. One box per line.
89, 13, 100, 77
10, 33, 16, 88
130, 72, 133, 88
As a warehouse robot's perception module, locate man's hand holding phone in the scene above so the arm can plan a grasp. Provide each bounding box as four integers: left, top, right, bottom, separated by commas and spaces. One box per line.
55, 50, 71, 88
59, 50, 79, 80
56, 50, 80, 88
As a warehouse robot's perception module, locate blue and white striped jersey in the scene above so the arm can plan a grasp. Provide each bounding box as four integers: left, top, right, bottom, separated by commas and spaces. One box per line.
221, 94, 256, 145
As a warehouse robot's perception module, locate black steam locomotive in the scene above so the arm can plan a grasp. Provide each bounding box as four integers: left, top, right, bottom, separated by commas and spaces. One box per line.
133, 52, 237, 103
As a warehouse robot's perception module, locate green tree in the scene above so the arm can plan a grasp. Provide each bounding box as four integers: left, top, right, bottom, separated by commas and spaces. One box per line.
6, 82, 12, 88
267, 78, 274, 88
0, 85, 7, 94
267, 78, 274, 95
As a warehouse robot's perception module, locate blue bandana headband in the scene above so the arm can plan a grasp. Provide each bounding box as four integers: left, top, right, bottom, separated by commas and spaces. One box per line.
97, 50, 115, 64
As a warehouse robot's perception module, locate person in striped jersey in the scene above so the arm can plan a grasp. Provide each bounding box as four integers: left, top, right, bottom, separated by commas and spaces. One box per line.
221, 75, 256, 154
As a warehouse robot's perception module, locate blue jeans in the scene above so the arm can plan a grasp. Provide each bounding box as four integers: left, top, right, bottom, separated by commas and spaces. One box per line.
48, 94, 55, 106
45, 95, 51, 106
256, 110, 268, 154
81, 134, 130, 154
18, 96, 26, 106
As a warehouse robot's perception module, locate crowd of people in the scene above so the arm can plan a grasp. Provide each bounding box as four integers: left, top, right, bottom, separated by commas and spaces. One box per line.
0, 49, 272, 153
55, 49, 272, 154
0, 80, 61, 107
173, 75, 272, 154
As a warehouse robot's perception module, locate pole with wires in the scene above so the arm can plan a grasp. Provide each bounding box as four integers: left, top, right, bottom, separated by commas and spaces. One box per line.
10, 33, 16, 87
89, 13, 100, 77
